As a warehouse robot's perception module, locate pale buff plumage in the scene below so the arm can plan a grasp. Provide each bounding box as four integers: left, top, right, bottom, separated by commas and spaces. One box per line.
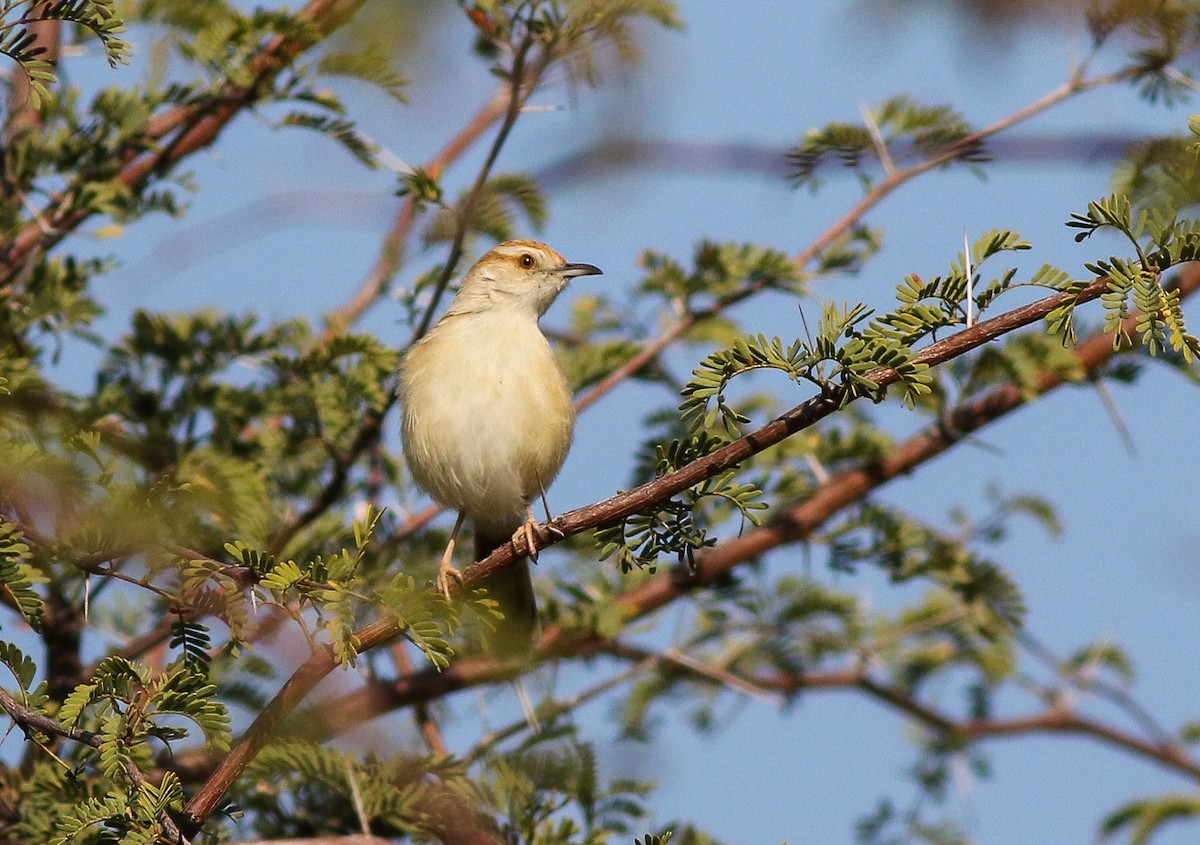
400, 240, 602, 650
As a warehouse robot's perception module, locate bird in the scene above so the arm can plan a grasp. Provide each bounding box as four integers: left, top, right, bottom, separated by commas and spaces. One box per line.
399, 239, 602, 652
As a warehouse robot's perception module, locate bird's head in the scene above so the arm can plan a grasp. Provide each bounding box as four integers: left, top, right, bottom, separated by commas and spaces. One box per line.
456, 239, 602, 317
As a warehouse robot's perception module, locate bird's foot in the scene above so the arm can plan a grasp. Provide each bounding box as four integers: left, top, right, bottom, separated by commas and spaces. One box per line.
436, 542, 463, 601
436, 563, 463, 601
513, 516, 540, 563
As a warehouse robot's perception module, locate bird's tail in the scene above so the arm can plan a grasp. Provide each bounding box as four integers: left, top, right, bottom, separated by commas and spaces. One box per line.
474, 529, 539, 657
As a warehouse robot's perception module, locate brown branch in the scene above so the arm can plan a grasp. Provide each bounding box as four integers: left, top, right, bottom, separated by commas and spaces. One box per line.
0, 0, 367, 287
326, 87, 512, 336
411, 34, 546, 343
842, 672, 1200, 780
793, 71, 1125, 270
314, 263, 1200, 734
182, 277, 1115, 828
470, 276, 1113, 588
588, 639, 1200, 782
182, 613, 453, 829
602, 263, 1200, 616
0, 686, 97, 748
39, 592, 82, 706
572, 70, 1127, 416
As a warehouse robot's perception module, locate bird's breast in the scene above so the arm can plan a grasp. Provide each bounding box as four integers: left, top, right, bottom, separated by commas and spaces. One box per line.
400, 312, 575, 532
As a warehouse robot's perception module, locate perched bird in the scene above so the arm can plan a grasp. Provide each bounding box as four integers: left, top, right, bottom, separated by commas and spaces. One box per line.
400, 240, 602, 651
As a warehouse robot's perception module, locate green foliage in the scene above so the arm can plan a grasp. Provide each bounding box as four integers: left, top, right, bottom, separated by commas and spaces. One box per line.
463, 0, 682, 85
636, 833, 673, 845
1088, 0, 1200, 105
829, 500, 1027, 631
281, 111, 378, 166
674, 228, 1054, 441
169, 617, 212, 675
318, 40, 409, 103
0, 0, 129, 109
376, 572, 455, 670
638, 240, 805, 311
1101, 794, 1200, 845
425, 172, 549, 245
788, 95, 986, 190
482, 739, 653, 845
596, 497, 713, 573
1067, 194, 1200, 358
602, 227, 1082, 581
0, 1, 1198, 843
0, 521, 42, 630
0, 638, 36, 690
239, 739, 431, 839
1068, 641, 1135, 685
1115, 135, 1200, 215
856, 797, 974, 845
596, 428, 766, 573
58, 654, 231, 752
36, 770, 185, 845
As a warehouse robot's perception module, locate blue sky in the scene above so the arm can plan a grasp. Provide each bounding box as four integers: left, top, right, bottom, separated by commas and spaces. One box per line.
59, 2, 1200, 842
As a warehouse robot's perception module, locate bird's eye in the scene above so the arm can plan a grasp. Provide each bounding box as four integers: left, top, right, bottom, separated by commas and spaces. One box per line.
520, 254, 535, 268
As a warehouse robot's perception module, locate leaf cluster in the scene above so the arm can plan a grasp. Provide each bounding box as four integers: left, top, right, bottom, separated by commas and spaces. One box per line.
787, 95, 987, 190
1066, 193, 1200, 357
0, 0, 129, 109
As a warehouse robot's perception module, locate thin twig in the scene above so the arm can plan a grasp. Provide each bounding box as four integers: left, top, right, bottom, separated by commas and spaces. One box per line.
327, 85, 513, 336
411, 35, 544, 343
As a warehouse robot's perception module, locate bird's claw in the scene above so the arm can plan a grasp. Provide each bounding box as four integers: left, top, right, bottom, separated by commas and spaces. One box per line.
514, 519, 539, 563
436, 564, 464, 601
513, 505, 566, 562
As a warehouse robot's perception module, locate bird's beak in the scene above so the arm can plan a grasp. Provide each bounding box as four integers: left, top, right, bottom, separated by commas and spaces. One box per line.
556, 262, 603, 278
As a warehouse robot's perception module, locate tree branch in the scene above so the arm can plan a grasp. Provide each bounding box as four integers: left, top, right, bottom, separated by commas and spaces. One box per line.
590, 639, 1200, 783
325, 87, 511, 337
316, 263, 1199, 733
410, 33, 546, 343
0, 686, 97, 748
183, 274, 1119, 828
0, 0, 367, 288
573, 70, 1127, 416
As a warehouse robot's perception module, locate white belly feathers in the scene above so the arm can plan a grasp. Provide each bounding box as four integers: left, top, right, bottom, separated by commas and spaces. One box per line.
400, 309, 575, 535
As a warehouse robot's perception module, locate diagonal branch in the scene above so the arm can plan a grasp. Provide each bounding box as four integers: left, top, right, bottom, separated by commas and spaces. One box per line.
316, 263, 1200, 733
410, 33, 546, 343
591, 640, 1200, 782
324, 87, 512, 337
0, 686, 97, 748
0, 0, 367, 287
183, 275, 1117, 828
471, 275, 1113, 587
572, 70, 1128, 416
